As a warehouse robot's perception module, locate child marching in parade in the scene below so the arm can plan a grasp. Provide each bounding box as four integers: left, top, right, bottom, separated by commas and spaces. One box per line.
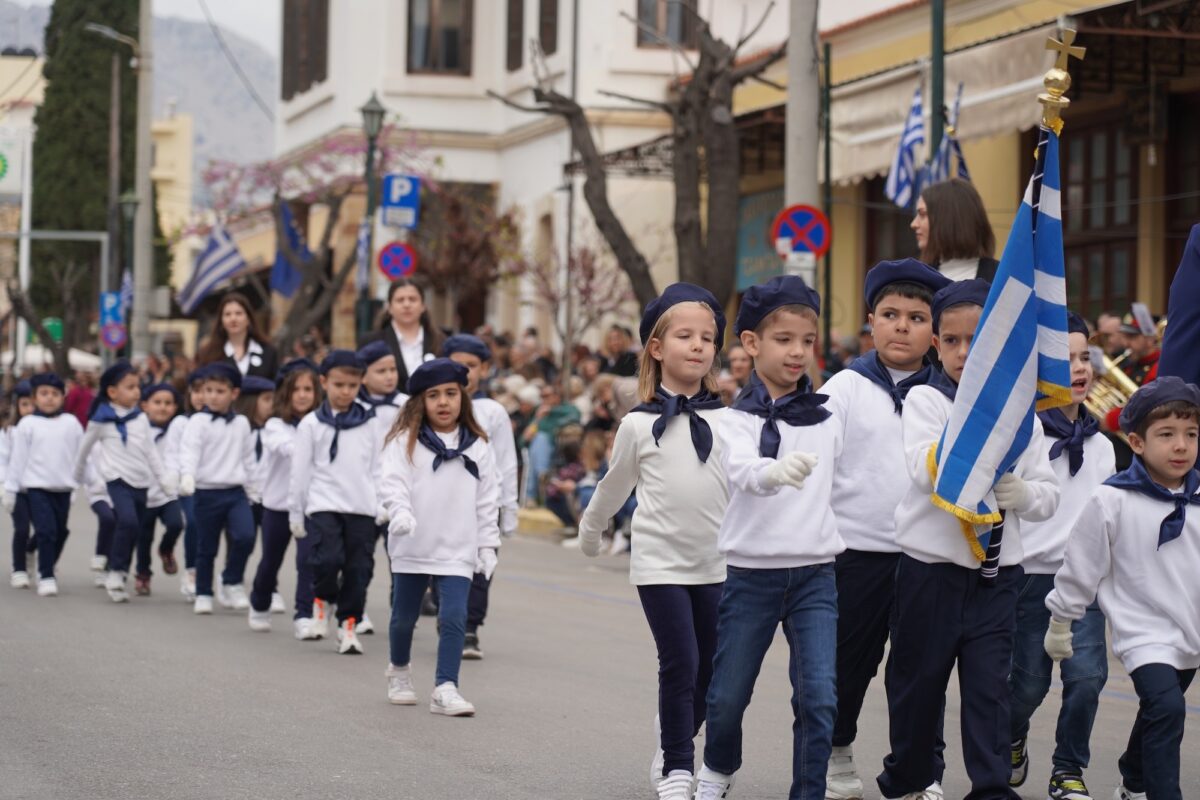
4, 380, 34, 589
236, 375, 278, 610
134, 383, 186, 596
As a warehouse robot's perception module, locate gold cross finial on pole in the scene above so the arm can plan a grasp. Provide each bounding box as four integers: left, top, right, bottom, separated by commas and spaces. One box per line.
1039, 28, 1086, 134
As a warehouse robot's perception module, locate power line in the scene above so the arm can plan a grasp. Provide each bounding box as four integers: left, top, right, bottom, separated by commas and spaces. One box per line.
195, 0, 274, 123
0, 56, 37, 99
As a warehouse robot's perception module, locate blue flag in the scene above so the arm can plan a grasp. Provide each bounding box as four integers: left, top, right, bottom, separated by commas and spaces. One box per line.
885, 86, 924, 209
271, 202, 308, 299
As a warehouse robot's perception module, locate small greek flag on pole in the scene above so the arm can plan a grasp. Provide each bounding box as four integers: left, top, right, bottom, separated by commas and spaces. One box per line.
354, 216, 371, 292
178, 224, 247, 315
885, 86, 925, 209
929, 125, 1072, 567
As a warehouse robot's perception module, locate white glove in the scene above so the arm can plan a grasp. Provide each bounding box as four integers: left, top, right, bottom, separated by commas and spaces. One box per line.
476, 547, 498, 580
760, 451, 818, 491
500, 507, 518, 537
1, 491, 15, 514
389, 512, 416, 539
245, 485, 262, 506
1044, 617, 1074, 661
579, 523, 604, 557
993, 473, 1028, 511
375, 508, 390, 526
290, 518, 307, 540
159, 474, 178, 497
178, 475, 195, 497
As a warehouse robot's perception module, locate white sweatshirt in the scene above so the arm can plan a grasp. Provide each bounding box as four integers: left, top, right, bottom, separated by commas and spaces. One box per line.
287, 411, 382, 521
247, 423, 270, 503
261, 418, 299, 513
144, 416, 185, 508
0, 427, 10, 489
178, 412, 258, 492
894, 386, 1060, 569
579, 407, 728, 586
474, 397, 519, 526
822, 369, 912, 553
74, 407, 166, 491
4, 414, 83, 493
1047, 485, 1200, 672
1021, 431, 1115, 574
379, 428, 500, 579
83, 461, 111, 506
718, 407, 844, 569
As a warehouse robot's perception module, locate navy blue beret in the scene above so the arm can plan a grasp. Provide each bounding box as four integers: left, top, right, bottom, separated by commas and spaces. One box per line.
1066, 311, 1090, 338
320, 349, 366, 375
240, 375, 276, 396
275, 358, 319, 386
407, 357, 469, 396
639, 283, 726, 345
932, 279, 991, 334
13, 380, 31, 398
1118, 376, 1200, 434
864, 258, 952, 309
204, 362, 243, 389
140, 382, 180, 404
29, 373, 65, 392
356, 340, 394, 367
442, 334, 492, 363
99, 360, 135, 397
734, 275, 821, 336
186, 368, 208, 385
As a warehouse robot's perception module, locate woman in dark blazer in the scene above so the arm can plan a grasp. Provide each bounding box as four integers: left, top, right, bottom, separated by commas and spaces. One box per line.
358, 278, 444, 390
195, 292, 280, 380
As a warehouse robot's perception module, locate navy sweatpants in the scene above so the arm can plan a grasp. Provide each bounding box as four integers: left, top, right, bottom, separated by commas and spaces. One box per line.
1119, 664, 1197, 800
137, 501, 183, 578
193, 487, 255, 597
92, 501, 115, 562
250, 508, 315, 618
105, 480, 148, 575
27, 489, 70, 579
307, 511, 376, 624
10, 492, 31, 573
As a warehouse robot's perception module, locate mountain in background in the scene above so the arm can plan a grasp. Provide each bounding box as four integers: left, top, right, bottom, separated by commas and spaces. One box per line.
0, 0, 277, 203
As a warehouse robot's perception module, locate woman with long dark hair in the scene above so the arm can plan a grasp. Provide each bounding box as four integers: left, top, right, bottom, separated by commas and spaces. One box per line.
360, 278, 444, 390
911, 178, 999, 282
195, 293, 280, 379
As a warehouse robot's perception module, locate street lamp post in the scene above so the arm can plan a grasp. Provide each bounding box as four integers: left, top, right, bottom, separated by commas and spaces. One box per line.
119, 192, 139, 360
356, 92, 386, 339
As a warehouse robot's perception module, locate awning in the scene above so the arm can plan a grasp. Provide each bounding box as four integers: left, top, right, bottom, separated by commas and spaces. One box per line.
827, 25, 1056, 185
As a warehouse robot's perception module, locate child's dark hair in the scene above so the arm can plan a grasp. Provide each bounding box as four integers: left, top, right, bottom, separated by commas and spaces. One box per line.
273, 369, 322, 425
233, 393, 270, 426
753, 304, 819, 335
1133, 401, 1200, 439
386, 386, 488, 461
872, 281, 934, 312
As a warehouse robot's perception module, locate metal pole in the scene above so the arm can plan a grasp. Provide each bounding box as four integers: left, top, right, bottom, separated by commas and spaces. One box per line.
930, 0, 945, 157
106, 51, 121, 297
130, 0, 153, 359
785, 0, 821, 205
357, 136, 378, 338
822, 41, 833, 365
560, 0, 580, 388
16, 129, 32, 370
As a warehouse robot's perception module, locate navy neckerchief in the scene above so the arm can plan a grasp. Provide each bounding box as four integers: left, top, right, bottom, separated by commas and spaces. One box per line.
848, 351, 936, 413
202, 406, 236, 424
357, 385, 401, 408
631, 386, 725, 463
1038, 407, 1100, 477
91, 402, 141, 443
314, 400, 375, 461
33, 408, 63, 419
732, 373, 831, 458
1105, 457, 1200, 548
925, 367, 958, 402
473, 390, 487, 400
150, 421, 168, 442
417, 424, 480, 479
251, 424, 264, 461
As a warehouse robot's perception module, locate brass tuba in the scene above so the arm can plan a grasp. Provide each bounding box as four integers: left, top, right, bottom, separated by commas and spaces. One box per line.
1084, 352, 1139, 443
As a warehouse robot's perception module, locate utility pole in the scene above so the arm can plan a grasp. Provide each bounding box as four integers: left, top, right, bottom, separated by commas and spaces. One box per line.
131, 0, 154, 359
930, 0, 945, 157
785, 0, 821, 206
106, 51, 121, 297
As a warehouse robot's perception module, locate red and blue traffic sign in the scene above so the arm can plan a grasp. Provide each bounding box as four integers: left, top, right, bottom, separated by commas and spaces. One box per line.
100, 322, 127, 350
377, 241, 418, 280
770, 204, 831, 259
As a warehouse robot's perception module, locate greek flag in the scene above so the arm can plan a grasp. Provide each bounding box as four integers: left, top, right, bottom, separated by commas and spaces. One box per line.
928, 82, 971, 184
119, 269, 133, 318
178, 224, 247, 315
270, 202, 307, 298
930, 126, 1071, 563
354, 215, 371, 292
885, 86, 924, 209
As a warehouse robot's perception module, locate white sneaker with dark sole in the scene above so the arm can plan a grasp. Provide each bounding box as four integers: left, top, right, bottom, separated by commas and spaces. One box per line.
387, 664, 417, 705
37, 577, 58, 597
1113, 786, 1147, 800
656, 771, 694, 800
105, 571, 130, 603
430, 682, 475, 716
294, 618, 318, 640
194, 595, 214, 614
10, 571, 30, 589
694, 765, 734, 799
248, 608, 272, 632
270, 592, 286, 614
357, 613, 375, 635
336, 621, 363, 654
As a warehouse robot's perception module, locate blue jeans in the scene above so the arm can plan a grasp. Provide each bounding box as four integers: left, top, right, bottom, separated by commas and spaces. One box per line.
1008, 572, 1108, 773
193, 487, 255, 597
525, 431, 555, 502
703, 564, 838, 800
390, 573, 471, 686
1119, 664, 1196, 800
27, 489, 70, 579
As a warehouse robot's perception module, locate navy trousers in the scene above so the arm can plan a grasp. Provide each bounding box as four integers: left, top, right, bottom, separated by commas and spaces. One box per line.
10, 492, 31, 573
105, 480, 148, 575
879, 555, 1021, 800
179, 494, 198, 570
250, 508, 315, 618
306, 511, 376, 624
91, 501, 115, 561
1118, 664, 1197, 800
27, 489, 70, 579
137, 501, 183, 578
193, 487, 255, 597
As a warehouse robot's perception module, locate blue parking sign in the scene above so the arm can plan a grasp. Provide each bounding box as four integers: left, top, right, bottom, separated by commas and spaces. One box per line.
99, 291, 123, 326
380, 174, 420, 229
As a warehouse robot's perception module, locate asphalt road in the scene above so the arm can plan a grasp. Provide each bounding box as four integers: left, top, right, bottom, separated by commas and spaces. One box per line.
2, 499, 1197, 799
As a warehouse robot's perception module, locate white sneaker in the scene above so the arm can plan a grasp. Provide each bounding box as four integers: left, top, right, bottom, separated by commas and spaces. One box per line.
194, 595, 214, 615
357, 612, 375, 635
882, 791, 941, 800
105, 571, 129, 603
430, 682, 475, 716
825, 745, 864, 799
386, 664, 417, 705
90, 554, 107, 572
657, 771, 694, 800
925, 783, 944, 800
311, 599, 330, 639
694, 766, 734, 800
269, 592, 286, 614
180, 569, 196, 601
608, 529, 630, 555
10, 571, 30, 589
218, 583, 249, 610
336, 620, 363, 654
1114, 787, 1147, 800
37, 577, 58, 597
651, 714, 665, 791
248, 607, 271, 632
293, 618, 318, 640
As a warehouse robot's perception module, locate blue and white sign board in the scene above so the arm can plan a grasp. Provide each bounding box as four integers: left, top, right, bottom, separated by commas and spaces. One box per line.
99, 291, 124, 326
380, 174, 421, 229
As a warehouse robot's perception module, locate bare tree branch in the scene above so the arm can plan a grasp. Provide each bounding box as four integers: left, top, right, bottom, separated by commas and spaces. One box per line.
733, 0, 776, 55
618, 10, 697, 73
5, 278, 70, 376
749, 74, 786, 92
485, 89, 551, 115
596, 88, 673, 113
730, 41, 788, 86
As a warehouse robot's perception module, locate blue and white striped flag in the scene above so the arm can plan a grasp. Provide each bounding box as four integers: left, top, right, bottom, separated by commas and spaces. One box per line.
885, 86, 925, 209
354, 215, 371, 292
929, 82, 971, 184
178, 223, 247, 315
930, 126, 1072, 562
119, 269, 133, 318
